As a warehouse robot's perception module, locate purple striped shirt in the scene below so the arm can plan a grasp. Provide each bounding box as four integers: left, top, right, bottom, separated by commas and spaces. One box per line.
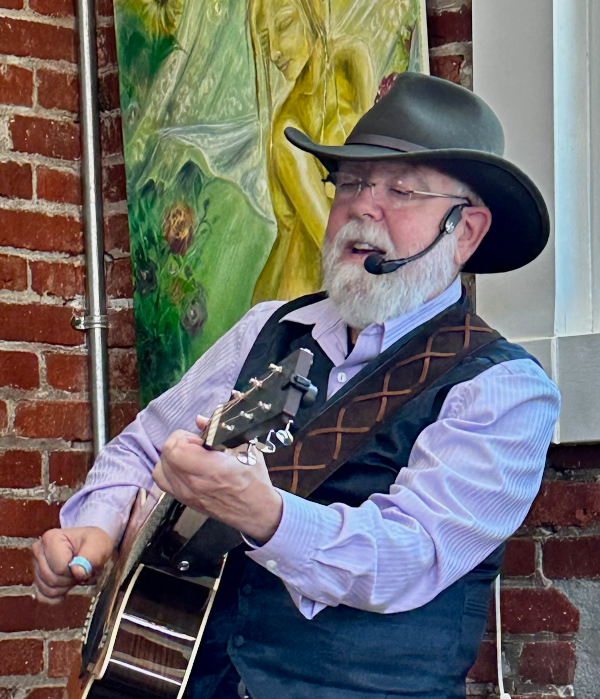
61, 278, 560, 618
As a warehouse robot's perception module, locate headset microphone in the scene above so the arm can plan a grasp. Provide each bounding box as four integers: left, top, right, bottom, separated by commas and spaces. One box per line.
364, 203, 468, 276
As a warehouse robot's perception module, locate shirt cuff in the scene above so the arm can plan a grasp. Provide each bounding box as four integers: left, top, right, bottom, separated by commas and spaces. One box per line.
245, 488, 342, 587
60, 499, 132, 544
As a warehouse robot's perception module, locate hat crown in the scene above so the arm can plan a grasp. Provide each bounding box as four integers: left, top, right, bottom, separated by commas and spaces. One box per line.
349, 72, 505, 156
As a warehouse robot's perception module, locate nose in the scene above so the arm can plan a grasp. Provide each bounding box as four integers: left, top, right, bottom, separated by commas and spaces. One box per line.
346, 184, 385, 222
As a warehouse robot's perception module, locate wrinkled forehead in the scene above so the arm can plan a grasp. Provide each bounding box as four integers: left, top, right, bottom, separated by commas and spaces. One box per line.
337, 160, 447, 188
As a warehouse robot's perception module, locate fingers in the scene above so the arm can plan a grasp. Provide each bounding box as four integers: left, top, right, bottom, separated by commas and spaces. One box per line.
32, 537, 74, 603
195, 414, 209, 431
32, 527, 115, 604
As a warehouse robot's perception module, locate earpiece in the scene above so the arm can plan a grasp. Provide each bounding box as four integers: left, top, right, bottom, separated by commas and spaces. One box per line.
440, 203, 468, 235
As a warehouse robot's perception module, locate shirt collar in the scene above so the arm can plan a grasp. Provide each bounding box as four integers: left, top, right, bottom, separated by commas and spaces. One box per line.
280, 276, 463, 362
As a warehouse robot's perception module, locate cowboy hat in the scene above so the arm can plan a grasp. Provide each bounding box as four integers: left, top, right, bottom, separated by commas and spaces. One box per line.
285, 71, 549, 274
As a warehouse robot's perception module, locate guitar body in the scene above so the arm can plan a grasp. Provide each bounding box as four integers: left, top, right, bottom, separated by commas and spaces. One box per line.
83, 564, 221, 699
68, 348, 316, 699
78, 487, 227, 699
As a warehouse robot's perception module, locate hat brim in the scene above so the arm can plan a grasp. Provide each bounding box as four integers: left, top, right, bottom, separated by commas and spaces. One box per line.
285, 127, 550, 274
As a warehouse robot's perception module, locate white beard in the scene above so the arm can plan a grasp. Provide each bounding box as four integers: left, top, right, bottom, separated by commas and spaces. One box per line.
321, 220, 460, 330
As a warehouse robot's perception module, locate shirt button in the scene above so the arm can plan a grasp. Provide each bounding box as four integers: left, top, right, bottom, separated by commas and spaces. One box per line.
337, 371, 347, 383
266, 559, 277, 572
233, 635, 245, 648
242, 584, 252, 595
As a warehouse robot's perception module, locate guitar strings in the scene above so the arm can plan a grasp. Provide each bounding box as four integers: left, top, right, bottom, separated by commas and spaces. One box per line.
200, 370, 278, 435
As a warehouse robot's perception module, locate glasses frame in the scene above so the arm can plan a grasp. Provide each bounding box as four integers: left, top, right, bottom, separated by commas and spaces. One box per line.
323, 172, 472, 207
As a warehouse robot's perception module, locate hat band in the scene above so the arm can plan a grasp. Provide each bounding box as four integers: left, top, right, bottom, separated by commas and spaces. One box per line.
345, 133, 429, 153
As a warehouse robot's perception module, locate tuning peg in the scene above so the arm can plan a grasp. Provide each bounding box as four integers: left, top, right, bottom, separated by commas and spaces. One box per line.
255, 430, 277, 454
276, 420, 294, 447
237, 442, 258, 466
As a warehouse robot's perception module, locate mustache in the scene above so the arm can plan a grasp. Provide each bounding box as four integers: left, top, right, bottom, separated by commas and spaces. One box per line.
325, 221, 397, 261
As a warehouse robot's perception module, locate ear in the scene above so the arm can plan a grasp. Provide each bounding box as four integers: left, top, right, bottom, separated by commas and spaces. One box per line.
454, 206, 492, 266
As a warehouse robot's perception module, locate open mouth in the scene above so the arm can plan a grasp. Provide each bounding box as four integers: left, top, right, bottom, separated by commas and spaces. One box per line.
349, 242, 387, 257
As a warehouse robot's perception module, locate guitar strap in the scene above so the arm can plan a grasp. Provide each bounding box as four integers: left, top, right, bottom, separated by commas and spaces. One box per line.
264, 293, 502, 497
172, 293, 502, 569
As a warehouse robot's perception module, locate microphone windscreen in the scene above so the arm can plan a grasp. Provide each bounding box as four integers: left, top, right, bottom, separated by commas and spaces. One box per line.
364, 254, 384, 275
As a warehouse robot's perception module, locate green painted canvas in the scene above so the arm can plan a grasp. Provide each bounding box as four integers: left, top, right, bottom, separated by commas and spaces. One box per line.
113, 0, 428, 405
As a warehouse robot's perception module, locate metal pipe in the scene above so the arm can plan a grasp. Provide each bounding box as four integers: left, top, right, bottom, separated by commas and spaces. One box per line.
75, 0, 110, 456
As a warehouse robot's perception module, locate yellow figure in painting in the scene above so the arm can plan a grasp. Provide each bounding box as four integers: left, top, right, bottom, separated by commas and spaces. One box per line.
249, 0, 376, 303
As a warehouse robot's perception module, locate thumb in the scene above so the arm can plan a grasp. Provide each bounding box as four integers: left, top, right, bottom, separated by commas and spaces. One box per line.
64, 527, 115, 583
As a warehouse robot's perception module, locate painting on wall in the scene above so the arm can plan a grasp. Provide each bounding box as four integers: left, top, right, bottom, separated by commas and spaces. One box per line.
113, 0, 429, 405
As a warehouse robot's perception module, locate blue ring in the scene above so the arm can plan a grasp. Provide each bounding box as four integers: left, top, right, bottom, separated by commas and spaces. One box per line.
68, 556, 93, 577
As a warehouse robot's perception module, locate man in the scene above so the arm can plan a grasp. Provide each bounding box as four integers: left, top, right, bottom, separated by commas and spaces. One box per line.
33, 73, 559, 699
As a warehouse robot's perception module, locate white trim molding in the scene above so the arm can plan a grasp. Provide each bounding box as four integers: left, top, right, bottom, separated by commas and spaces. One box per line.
473, 0, 600, 443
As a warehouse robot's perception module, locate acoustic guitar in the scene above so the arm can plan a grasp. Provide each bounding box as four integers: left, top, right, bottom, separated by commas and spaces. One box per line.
70, 348, 316, 699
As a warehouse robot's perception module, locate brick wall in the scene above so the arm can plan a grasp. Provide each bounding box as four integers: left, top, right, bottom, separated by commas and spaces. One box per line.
0, 0, 137, 695
0, 0, 595, 697
427, 6, 591, 699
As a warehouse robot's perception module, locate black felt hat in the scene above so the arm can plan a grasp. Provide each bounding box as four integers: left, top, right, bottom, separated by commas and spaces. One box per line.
285, 72, 549, 274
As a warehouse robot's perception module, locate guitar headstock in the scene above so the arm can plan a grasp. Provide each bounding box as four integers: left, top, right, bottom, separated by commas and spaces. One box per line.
203, 347, 316, 450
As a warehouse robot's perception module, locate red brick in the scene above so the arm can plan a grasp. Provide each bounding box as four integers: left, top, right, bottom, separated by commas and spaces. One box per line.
102, 163, 127, 204
104, 213, 129, 252
106, 257, 133, 299
48, 639, 81, 678
0, 351, 39, 390
543, 536, 600, 579
37, 166, 82, 206
0, 638, 44, 675
0, 499, 60, 537
0, 160, 33, 199
30, 0, 75, 17
519, 641, 576, 685
427, 5, 472, 47
497, 588, 579, 634
547, 443, 600, 470
0, 594, 90, 632
0, 449, 35, 488
0, 0, 23, 8
467, 640, 496, 683
0, 547, 35, 585
0, 253, 27, 291
0, 304, 83, 345
37, 69, 79, 112
502, 538, 536, 577
0, 208, 82, 254
97, 25, 117, 69
10, 115, 80, 161
98, 70, 120, 112
430, 55, 464, 85
109, 348, 138, 392
30, 260, 84, 299
26, 689, 65, 699
527, 481, 600, 527
0, 64, 33, 106
0, 449, 41, 488
0, 400, 7, 430
110, 402, 139, 437
0, 17, 76, 62
48, 450, 89, 487
97, 0, 113, 16
14, 401, 91, 440
100, 113, 124, 158
108, 307, 136, 347
46, 352, 87, 392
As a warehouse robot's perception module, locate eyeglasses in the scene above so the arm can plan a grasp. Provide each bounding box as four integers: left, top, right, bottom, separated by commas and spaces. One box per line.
323, 172, 472, 209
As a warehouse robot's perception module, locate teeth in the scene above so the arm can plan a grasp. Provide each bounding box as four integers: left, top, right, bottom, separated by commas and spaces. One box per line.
352, 242, 377, 251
